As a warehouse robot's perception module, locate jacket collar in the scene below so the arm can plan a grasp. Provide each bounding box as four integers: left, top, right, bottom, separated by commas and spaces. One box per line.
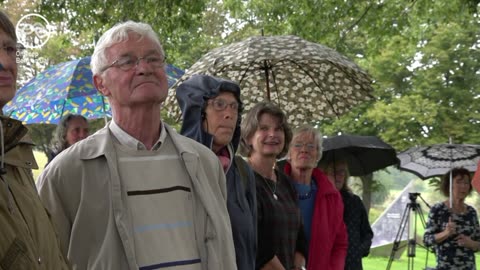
0, 116, 29, 153
78, 122, 200, 160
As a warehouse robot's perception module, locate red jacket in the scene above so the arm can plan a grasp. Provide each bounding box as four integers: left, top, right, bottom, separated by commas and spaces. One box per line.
284, 164, 348, 270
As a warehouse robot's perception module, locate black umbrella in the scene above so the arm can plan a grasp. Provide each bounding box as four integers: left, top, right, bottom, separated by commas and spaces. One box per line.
319, 135, 399, 176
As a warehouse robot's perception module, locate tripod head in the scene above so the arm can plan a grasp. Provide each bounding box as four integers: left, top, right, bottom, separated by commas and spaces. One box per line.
409, 192, 420, 203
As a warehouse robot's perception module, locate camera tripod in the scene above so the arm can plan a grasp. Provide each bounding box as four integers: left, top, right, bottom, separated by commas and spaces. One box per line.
386, 192, 432, 270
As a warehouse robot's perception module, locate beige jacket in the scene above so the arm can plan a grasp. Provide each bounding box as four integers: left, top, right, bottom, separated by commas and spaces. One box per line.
0, 116, 70, 270
37, 123, 237, 270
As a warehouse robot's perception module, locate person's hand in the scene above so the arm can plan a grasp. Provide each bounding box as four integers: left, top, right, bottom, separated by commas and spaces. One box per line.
444, 217, 456, 237
455, 234, 478, 250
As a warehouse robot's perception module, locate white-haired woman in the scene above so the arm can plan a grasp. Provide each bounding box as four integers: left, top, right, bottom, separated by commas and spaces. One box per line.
283, 125, 348, 270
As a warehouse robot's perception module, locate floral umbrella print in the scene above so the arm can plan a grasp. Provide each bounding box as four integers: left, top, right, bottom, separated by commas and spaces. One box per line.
4, 56, 184, 124
165, 35, 374, 126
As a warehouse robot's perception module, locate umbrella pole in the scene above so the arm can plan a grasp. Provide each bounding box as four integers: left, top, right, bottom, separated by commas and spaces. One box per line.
449, 137, 453, 208
264, 60, 271, 101
449, 170, 453, 208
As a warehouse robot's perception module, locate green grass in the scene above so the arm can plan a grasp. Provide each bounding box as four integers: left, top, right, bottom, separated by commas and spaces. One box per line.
364, 246, 436, 270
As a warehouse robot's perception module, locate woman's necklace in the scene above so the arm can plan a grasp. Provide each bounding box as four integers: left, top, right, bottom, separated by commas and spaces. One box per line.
297, 179, 316, 200
248, 159, 278, 200
262, 172, 278, 200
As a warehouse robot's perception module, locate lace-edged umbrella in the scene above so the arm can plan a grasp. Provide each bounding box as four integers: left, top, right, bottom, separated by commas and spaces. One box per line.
398, 143, 480, 208
397, 144, 480, 180
165, 35, 374, 126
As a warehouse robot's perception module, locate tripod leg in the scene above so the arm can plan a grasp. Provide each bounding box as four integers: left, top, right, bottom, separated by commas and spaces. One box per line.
386, 202, 412, 270
408, 210, 416, 270
413, 203, 433, 269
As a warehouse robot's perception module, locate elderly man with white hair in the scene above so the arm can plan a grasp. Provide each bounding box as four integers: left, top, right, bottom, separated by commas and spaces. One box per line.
37, 21, 236, 270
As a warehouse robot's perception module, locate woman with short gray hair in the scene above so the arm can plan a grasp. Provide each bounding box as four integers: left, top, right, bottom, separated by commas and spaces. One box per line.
283, 125, 348, 270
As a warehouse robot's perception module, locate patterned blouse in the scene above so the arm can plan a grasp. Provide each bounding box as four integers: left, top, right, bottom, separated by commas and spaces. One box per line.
423, 202, 480, 270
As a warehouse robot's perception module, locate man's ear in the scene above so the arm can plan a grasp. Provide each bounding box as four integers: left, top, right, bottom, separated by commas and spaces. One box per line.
93, 74, 110, 96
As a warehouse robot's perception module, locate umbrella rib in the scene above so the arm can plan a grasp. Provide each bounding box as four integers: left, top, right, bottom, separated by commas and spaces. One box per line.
221, 60, 274, 102
287, 59, 341, 117
233, 61, 257, 87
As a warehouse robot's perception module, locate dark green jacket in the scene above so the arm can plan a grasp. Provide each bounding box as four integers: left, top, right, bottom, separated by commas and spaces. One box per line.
0, 116, 70, 270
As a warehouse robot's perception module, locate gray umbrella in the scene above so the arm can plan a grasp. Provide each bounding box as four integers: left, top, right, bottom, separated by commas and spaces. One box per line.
397, 143, 480, 180
398, 143, 480, 208
165, 35, 374, 126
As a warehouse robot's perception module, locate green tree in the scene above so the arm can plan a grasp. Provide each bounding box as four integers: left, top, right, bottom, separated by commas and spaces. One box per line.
37, 0, 216, 68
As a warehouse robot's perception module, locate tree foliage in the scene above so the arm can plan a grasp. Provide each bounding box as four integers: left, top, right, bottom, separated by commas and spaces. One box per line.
37, 0, 216, 68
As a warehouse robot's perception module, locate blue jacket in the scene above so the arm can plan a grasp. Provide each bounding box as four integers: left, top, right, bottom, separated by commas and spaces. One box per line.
176, 74, 257, 270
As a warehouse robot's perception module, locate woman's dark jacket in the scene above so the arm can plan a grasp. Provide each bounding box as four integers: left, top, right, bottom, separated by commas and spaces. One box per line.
176, 74, 257, 270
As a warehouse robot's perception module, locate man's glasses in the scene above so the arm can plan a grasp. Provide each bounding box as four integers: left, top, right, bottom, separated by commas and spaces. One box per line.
101, 54, 166, 72
208, 99, 239, 111
292, 142, 316, 150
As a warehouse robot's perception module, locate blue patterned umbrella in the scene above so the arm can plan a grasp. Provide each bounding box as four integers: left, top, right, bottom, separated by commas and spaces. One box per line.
4, 56, 184, 124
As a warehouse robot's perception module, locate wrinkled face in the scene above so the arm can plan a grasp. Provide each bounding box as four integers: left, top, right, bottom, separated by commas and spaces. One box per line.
452, 174, 471, 200
289, 132, 319, 170
65, 117, 89, 147
93, 32, 168, 110
0, 28, 17, 109
325, 162, 348, 191
202, 91, 239, 152
248, 113, 285, 158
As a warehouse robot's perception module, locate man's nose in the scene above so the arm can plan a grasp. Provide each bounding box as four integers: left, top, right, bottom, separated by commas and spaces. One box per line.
135, 58, 154, 74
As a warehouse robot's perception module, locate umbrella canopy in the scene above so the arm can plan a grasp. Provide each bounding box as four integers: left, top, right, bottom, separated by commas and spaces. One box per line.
165, 35, 374, 126
4, 56, 184, 124
397, 143, 480, 180
319, 134, 399, 176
